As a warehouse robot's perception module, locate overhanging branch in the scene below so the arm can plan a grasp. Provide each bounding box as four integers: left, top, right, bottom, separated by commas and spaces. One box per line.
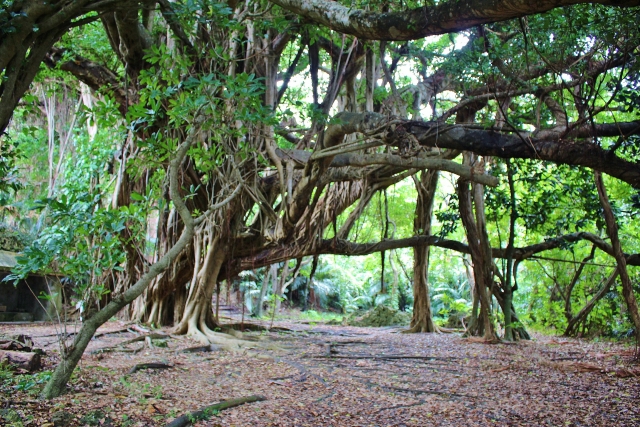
330, 153, 499, 186
269, 0, 640, 41
323, 111, 640, 188
411, 123, 640, 188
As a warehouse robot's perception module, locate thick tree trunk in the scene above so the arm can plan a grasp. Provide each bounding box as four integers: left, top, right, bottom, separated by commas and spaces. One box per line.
174, 233, 229, 344
464, 257, 480, 333
406, 170, 439, 333
408, 245, 437, 333
594, 171, 640, 339
143, 258, 192, 327
458, 168, 497, 340
472, 178, 496, 341
491, 284, 530, 340
172, 195, 252, 349
502, 288, 514, 340
131, 203, 194, 327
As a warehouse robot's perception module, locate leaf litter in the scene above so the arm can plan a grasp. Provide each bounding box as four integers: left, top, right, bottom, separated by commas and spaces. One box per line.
1, 320, 638, 426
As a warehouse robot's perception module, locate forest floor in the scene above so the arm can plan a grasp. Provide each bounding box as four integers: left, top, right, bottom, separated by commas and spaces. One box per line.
1, 315, 639, 427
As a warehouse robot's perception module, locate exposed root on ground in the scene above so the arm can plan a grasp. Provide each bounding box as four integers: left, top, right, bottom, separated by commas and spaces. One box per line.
174, 315, 284, 351
128, 362, 172, 374
91, 333, 171, 354
223, 323, 292, 332
462, 336, 502, 344
402, 324, 441, 334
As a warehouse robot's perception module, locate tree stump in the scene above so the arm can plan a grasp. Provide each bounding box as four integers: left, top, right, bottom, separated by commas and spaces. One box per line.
0, 350, 42, 371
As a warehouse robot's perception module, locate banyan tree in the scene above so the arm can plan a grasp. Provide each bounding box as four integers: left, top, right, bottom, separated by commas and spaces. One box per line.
1, 0, 640, 397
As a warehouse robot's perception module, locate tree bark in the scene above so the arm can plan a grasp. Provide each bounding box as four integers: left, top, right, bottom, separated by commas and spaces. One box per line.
473, 175, 497, 341
312, 112, 640, 189
458, 160, 497, 340
491, 288, 531, 340
173, 233, 231, 344
44, 47, 131, 116
328, 152, 498, 186
274, 262, 290, 313
0, 0, 135, 135
502, 159, 517, 341
269, 0, 640, 41
165, 395, 266, 427
236, 228, 640, 273
406, 170, 439, 333
412, 121, 640, 188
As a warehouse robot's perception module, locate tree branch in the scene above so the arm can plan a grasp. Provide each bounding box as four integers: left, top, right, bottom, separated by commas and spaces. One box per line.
236, 232, 640, 271
407, 121, 640, 188
44, 47, 130, 116
269, 0, 640, 41
330, 153, 499, 186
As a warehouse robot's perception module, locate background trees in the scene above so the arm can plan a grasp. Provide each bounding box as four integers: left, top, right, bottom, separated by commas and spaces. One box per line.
1, 0, 639, 397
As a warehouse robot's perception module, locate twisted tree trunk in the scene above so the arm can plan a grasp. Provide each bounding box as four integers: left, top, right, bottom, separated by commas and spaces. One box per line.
173, 231, 235, 345
406, 170, 439, 333
458, 161, 497, 340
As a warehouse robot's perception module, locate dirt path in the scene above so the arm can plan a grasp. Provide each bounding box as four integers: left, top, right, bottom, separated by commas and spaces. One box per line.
1, 320, 639, 426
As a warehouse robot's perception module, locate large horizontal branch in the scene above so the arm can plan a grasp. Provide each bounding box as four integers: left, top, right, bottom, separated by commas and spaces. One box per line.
330, 153, 499, 186
322, 111, 640, 187
236, 236, 450, 270
277, 148, 498, 186
409, 122, 640, 187
321, 111, 390, 148
235, 232, 640, 271
269, 0, 640, 41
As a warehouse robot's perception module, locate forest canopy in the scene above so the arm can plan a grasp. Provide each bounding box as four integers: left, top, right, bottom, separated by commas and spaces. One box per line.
0, 0, 639, 398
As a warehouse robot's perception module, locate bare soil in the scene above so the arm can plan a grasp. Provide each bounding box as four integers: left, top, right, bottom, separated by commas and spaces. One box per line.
1, 318, 639, 426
